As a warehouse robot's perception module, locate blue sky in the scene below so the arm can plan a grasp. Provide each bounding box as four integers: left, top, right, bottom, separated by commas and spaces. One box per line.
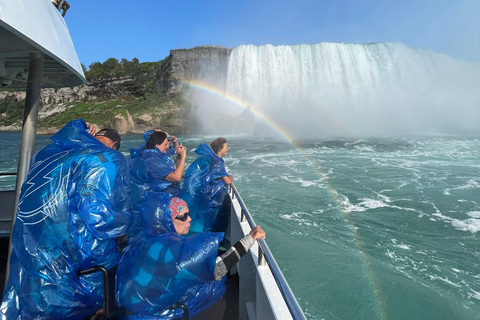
65, 0, 480, 67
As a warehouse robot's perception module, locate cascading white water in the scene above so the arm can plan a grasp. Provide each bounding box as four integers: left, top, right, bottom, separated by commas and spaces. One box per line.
192, 42, 480, 138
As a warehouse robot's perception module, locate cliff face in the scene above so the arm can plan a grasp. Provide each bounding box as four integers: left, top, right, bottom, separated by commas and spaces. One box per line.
0, 46, 233, 134
167, 46, 232, 96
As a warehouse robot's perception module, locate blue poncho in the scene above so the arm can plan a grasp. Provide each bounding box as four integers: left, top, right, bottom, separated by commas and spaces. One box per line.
116, 191, 225, 319
128, 131, 178, 236
181, 143, 229, 233
0, 119, 132, 320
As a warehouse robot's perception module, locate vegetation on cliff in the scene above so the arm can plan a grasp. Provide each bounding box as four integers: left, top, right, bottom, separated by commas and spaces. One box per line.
0, 56, 190, 134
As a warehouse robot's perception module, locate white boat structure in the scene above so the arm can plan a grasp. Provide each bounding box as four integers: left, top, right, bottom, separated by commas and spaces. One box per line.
0, 1, 306, 319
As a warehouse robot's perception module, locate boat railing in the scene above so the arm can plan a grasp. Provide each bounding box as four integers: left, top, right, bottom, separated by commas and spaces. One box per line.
0, 173, 17, 176
229, 182, 307, 320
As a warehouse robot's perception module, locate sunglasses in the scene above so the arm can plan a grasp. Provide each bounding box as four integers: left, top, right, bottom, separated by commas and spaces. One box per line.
174, 211, 190, 222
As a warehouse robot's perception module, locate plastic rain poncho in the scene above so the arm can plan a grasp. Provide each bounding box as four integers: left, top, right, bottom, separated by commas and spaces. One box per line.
128, 131, 178, 236
116, 191, 225, 319
181, 143, 229, 233
0, 119, 132, 320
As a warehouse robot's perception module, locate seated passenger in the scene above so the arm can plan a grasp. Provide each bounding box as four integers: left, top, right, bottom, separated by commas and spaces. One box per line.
129, 131, 186, 235
181, 137, 233, 233
116, 192, 265, 319
0, 119, 132, 319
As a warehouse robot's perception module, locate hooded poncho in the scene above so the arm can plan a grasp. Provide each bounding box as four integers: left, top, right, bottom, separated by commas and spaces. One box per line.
116, 191, 225, 319
0, 119, 132, 320
181, 143, 229, 233
128, 131, 179, 236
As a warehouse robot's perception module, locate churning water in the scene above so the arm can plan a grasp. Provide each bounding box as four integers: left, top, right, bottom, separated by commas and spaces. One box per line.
1, 133, 480, 319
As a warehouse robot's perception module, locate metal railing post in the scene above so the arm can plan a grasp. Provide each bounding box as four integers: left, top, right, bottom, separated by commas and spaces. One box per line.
5, 52, 44, 283
258, 246, 266, 267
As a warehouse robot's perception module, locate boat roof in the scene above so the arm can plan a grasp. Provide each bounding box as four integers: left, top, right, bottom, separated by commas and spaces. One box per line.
0, 0, 86, 89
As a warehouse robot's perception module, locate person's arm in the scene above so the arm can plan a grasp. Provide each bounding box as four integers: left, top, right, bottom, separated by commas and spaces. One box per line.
74, 152, 132, 239
213, 226, 265, 280
165, 145, 186, 182
222, 175, 234, 185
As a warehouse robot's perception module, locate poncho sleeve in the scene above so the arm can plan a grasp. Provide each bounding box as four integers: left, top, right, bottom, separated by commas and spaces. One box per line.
71, 150, 132, 240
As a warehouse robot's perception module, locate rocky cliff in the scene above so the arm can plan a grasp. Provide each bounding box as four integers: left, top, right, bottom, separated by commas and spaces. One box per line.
0, 46, 233, 135
167, 46, 232, 95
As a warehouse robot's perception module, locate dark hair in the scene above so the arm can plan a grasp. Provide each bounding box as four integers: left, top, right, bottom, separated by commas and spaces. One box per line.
146, 131, 167, 149
211, 137, 227, 154
95, 129, 121, 150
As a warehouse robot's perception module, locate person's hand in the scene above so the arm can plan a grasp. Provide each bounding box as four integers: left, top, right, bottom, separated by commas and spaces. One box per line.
85, 122, 97, 136
249, 226, 265, 241
170, 135, 178, 144
177, 144, 187, 158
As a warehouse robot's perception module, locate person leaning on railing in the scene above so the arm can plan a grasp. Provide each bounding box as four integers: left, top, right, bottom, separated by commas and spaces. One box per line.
181, 137, 234, 234
115, 191, 265, 319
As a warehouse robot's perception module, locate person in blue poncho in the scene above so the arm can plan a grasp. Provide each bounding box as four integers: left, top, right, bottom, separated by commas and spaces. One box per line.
181, 137, 233, 233
0, 119, 132, 320
116, 191, 265, 319
129, 130, 186, 235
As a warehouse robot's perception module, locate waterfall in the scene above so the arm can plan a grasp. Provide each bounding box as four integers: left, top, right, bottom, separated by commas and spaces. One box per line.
192, 42, 480, 138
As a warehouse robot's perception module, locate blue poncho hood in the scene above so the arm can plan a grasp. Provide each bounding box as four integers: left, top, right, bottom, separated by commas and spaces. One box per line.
140, 190, 177, 235
1, 119, 132, 320
116, 190, 226, 319
181, 143, 230, 233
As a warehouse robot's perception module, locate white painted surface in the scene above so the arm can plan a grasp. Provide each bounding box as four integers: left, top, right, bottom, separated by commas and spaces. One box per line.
0, 0, 85, 85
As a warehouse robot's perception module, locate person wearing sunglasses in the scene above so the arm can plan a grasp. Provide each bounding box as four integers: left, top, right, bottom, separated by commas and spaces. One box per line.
1, 119, 132, 320
116, 191, 266, 319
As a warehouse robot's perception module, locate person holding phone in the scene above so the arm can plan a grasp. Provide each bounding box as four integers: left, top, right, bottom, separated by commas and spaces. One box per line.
129, 131, 186, 235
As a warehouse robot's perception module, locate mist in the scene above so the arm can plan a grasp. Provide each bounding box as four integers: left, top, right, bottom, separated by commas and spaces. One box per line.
187, 42, 480, 139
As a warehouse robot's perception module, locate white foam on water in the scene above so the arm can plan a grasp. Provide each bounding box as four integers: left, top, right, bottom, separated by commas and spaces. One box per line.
279, 175, 325, 188
428, 275, 462, 288
451, 219, 480, 233
340, 197, 389, 213
468, 289, 480, 300
466, 211, 480, 218
432, 212, 480, 233
353, 145, 374, 152
394, 244, 411, 250
279, 212, 317, 227
391, 239, 412, 250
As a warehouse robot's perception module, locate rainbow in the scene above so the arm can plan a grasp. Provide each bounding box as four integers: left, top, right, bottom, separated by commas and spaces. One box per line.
181, 77, 389, 318
180, 78, 296, 141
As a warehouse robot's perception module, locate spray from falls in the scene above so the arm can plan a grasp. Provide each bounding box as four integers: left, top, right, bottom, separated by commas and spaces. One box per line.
189, 42, 480, 138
